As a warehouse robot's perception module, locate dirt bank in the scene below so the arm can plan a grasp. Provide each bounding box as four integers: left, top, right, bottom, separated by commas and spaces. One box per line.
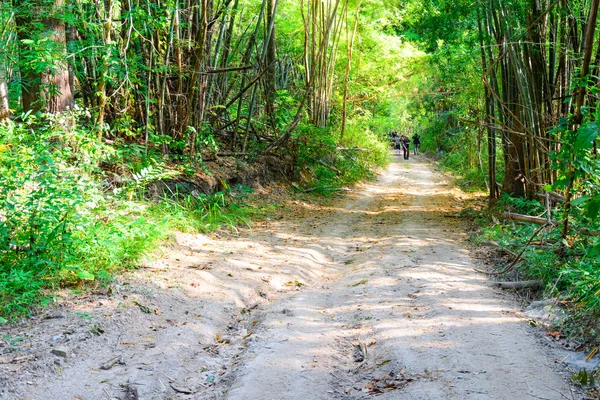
0, 156, 579, 399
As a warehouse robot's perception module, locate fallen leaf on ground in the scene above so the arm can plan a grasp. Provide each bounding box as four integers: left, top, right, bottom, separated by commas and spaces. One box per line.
546, 331, 561, 339
170, 383, 195, 394
350, 279, 368, 287
133, 301, 151, 314
216, 334, 230, 344
285, 280, 305, 287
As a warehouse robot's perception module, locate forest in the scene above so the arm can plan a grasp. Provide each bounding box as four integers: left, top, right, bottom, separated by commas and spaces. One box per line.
1, 0, 600, 342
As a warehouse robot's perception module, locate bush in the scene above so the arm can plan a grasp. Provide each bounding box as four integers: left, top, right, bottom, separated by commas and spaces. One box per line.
293, 120, 388, 192
0, 113, 254, 319
0, 113, 109, 316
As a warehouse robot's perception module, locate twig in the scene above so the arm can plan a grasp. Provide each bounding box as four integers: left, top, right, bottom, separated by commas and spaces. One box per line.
483, 223, 548, 276
480, 241, 518, 259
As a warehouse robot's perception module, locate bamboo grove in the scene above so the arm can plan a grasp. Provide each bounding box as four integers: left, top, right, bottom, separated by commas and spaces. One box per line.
402, 0, 600, 231
398, 0, 600, 319
478, 0, 598, 199
0, 0, 381, 156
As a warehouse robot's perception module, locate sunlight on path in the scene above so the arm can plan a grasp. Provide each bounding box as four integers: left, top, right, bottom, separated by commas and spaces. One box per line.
226, 156, 575, 400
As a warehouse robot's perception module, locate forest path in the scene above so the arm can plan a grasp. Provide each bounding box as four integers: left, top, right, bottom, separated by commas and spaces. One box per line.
0, 155, 577, 400
224, 155, 575, 400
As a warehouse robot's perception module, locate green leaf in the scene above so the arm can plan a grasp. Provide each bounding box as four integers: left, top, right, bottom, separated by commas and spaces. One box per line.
0, 317, 7, 324
588, 200, 600, 220
78, 270, 95, 281
571, 196, 591, 206
575, 121, 599, 151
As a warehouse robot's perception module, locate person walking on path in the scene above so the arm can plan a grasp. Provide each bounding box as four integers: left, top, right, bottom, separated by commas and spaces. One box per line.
412, 133, 421, 155
401, 134, 410, 160
393, 132, 401, 157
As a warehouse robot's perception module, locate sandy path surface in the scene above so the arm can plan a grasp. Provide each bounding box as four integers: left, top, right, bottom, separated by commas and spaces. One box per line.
0, 156, 578, 399
225, 157, 576, 400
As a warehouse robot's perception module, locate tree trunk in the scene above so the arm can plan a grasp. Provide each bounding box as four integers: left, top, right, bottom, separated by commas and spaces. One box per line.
340, 0, 360, 140
264, 0, 278, 128
16, 0, 73, 114
0, 69, 8, 121
478, 4, 496, 200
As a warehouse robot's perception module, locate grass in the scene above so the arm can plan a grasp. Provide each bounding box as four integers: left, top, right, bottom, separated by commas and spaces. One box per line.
0, 188, 267, 321
0, 113, 271, 320
472, 194, 600, 346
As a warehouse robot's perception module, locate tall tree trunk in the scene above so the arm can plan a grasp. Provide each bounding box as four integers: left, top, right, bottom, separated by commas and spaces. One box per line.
478, 5, 496, 200
96, 0, 114, 134
0, 69, 8, 121
340, 0, 360, 140
264, 0, 278, 128
16, 0, 73, 114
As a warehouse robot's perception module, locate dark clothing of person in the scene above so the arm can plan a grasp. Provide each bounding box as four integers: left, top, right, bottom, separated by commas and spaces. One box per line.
412, 134, 421, 155
402, 137, 410, 160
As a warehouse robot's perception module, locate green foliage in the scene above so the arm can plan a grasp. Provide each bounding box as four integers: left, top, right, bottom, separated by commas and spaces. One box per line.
573, 368, 597, 388
0, 113, 107, 316
0, 113, 260, 320
480, 182, 600, 340
293, 121, 388, 193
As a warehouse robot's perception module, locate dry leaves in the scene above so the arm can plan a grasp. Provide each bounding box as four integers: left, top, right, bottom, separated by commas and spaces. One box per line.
362, 374, 414, 395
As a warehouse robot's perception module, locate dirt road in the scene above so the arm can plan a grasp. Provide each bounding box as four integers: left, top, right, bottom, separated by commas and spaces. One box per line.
0, 156, 577, 399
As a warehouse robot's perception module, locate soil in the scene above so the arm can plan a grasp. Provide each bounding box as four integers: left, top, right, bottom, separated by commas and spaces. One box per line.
0, 155, 584, 400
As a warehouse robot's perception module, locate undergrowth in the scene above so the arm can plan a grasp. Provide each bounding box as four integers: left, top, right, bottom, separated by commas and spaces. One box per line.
477, 193, 600, 344
0, 113, 261, 321
0, 109, 391, 321
293, 120, 389, 194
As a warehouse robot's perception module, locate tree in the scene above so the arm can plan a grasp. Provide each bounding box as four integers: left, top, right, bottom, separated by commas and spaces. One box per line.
1, 2, 11, 121
15, 0, 73, 114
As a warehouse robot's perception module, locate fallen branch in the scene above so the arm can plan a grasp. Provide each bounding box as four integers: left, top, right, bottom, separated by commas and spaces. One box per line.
480, 241, 518, 259
503, 212, 557, 226
536, 191, 566, 204
503, 212, 600, 237
481, 223, 549, 276
578, 227, 600, 237
100, 355, 124, 370
216, 152, 249, 157
495, 280, 543, 290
